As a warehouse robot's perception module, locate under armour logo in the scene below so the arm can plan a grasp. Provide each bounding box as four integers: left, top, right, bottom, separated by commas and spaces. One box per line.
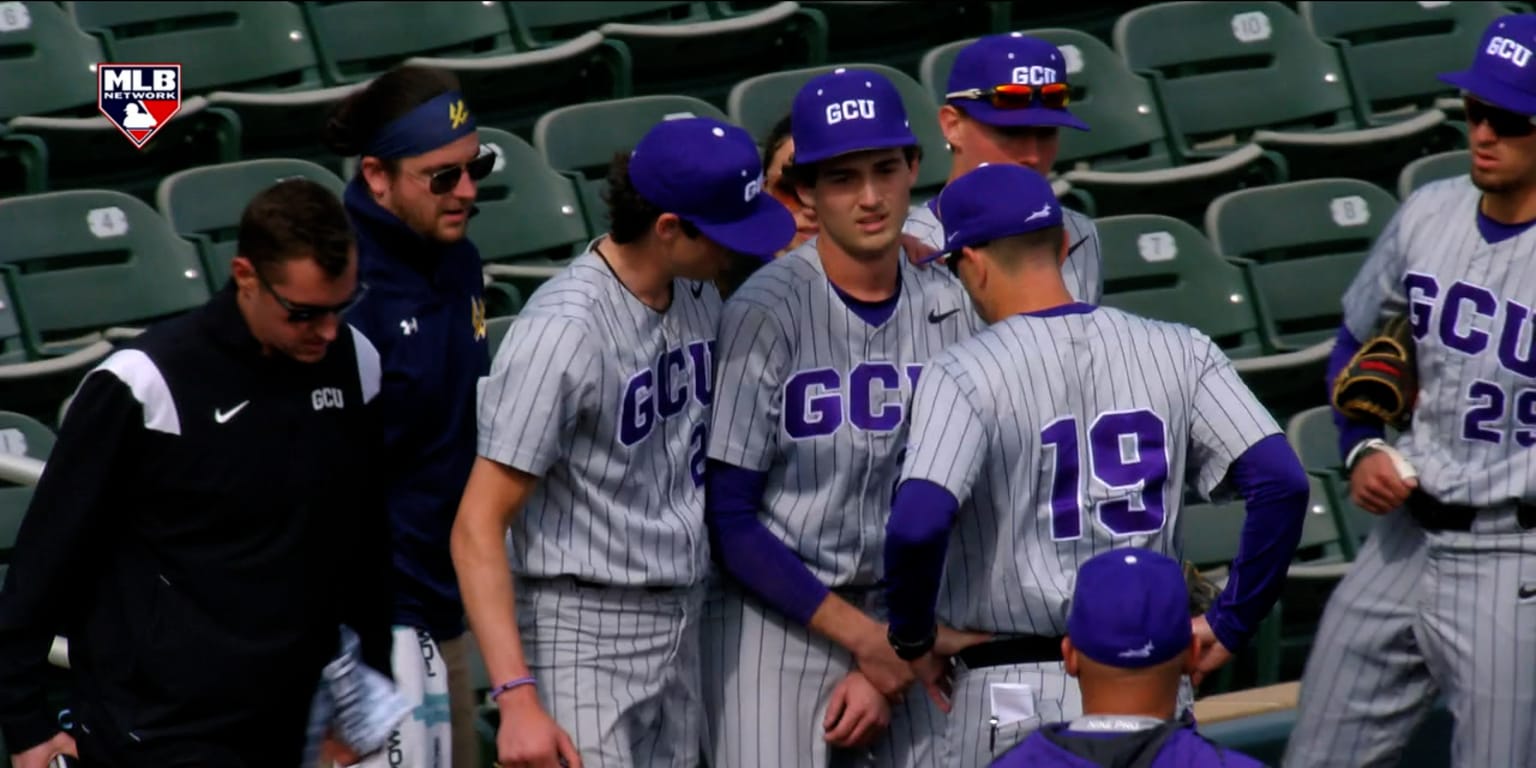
448, 99, 470, 129
401, 318, 418, 335
1118, 640, 1154, 659
1025, 203, 1053, 223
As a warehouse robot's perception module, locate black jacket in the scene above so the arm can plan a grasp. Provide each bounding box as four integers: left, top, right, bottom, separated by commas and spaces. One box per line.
0, 286, 393, 765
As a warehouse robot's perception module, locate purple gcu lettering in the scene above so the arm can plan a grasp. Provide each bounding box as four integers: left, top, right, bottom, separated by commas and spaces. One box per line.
619, 340, 715, 447
783, 363, 924, 439
1406, 274, 1536, 443
1041, 409, 1169, 541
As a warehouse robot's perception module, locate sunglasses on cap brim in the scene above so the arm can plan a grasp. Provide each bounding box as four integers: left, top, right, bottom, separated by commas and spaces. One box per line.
422, 148, 496, 195
945, 83, 1071, 111
1464, 95, 1536, 139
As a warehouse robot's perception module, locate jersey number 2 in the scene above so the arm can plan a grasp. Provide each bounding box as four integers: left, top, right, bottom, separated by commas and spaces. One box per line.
1040, 410, 1169, 541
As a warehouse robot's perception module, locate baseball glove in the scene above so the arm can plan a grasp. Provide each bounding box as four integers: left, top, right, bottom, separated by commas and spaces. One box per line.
1184, 560, 1220, 617
1331, 314, 1418, 429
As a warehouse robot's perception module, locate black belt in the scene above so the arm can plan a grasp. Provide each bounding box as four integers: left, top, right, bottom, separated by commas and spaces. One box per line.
1405, 490, 1536, 532
955, 635, 1065, 669
569, 577, 678, 594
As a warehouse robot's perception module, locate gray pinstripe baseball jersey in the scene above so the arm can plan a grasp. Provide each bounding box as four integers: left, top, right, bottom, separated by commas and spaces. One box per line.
708, 241, 980, 586
703, 241, 976, 768
1285, 176, 1536, 768
902, 306, 1279, 635
903, 203, 1104, 304
1340, 176, 1536, 504
476, 248, 720, 587
899, 305, 1278, 767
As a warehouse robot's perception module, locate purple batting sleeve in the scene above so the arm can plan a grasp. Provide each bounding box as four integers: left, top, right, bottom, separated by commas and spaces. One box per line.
883, 478, 961, 640
1201, 434, 1310, 652
1327, 325, 1387, 463
705, 460, 830, 625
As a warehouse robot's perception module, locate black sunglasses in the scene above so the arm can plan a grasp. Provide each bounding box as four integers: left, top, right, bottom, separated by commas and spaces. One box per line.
1464, 97, 1536, 139
256, 269, 369, 323
417, 148, 496, 195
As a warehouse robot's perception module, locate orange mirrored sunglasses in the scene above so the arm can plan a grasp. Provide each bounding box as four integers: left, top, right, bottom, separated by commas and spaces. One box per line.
945, 83, 1071, 111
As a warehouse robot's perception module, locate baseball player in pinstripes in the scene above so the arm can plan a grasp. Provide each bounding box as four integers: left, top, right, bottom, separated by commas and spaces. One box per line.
1284, 15, 1536, 768
702, 68, 987, 768
450, 116, 792, 768
882, 163, 1310, 767
903, 33, 1101, 304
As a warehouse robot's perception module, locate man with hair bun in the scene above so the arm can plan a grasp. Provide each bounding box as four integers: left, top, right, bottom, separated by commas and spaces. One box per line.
322, 64, 494, 768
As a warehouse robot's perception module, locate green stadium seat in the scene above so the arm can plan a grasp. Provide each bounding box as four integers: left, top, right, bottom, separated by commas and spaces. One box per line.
303, 1, 631, 138
0, 411, 53, 584
794, 1, 1006, 75
1397, 149, 1470, 200
1114, 1, 1463, 190
155, 158, 346, 290
1300, 1, 1507, 118
727, 64, 950, 201
1205, 178, 1398, 355
472, 128, 590, 301
507, 2, 829, 106
1180, 498, 1284, 692
0, 190, 211, 351
1, 2, 239, 200
0, 266, 112, 426
70, 1, 363, 173
1094, 215, 1268, 359
534, 95, 728, 236
921, 29, 1286, 223
485, 315, 514, 362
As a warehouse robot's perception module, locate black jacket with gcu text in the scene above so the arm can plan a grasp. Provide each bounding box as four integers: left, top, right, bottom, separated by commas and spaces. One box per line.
0, 285, 393, 766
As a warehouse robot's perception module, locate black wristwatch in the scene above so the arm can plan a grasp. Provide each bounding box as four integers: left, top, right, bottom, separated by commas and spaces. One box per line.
888, 624, 937, 660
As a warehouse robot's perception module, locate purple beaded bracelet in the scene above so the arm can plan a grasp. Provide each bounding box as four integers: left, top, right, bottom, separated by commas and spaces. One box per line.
489, 675, 537, 702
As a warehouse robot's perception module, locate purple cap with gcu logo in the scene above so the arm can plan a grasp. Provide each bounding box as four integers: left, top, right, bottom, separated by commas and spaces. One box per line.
947, 33, 1089, 131
925, 163, 1061, 264
629, 116, 795, 260
1067, 548, 1192, 670
1440, 14, 1536, 116
790, 67, 919, 166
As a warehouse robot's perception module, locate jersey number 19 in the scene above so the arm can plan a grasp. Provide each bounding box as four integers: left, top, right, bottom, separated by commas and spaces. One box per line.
1041, 409, 1169, 541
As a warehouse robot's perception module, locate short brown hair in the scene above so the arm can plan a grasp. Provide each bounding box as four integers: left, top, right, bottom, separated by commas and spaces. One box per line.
237, 179, 354, 279
603, 151, 701, 244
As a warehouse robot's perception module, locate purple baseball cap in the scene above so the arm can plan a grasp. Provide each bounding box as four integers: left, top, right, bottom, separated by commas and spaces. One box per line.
1067, 548, 1192, 670
1439, 14, 1536, 116
629, 116, 795, 260
791, 67, 919, 166
946, 33, 1089, 131
922, 163, 1062, 264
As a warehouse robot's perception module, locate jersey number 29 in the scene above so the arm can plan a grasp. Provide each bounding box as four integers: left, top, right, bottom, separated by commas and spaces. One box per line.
1041, 409, 1169, 541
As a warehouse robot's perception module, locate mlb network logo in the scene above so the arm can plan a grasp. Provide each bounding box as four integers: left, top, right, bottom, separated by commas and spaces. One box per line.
98, 64, 182, 149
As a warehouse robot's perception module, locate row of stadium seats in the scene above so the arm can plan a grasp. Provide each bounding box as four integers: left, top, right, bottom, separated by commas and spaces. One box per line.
0, 140, 1475, 428
0, 1, 1517, 211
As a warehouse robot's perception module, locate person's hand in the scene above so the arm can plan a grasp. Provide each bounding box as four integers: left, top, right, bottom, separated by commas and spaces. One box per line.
1190, 615, 1233, 687
493, 687, 582, 768
10, 731, 77, 768
823, 671, 891, 749
1349, 449, 1417, 515
853, 626, 916, 701
899, 233, 938, 267
934, 626, 992, 657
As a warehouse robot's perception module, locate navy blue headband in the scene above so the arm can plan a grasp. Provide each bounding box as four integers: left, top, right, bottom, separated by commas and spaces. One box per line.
366, 90, 477, 160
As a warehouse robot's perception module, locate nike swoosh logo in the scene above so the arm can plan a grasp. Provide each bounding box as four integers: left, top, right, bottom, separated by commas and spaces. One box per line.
1520, 585, 1536, 600
928, 308, 961, 323
1067, 237, 1089, 256
214, 401, 250, 424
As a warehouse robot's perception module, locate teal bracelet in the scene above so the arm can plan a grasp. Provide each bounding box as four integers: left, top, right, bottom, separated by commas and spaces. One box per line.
489, 675, 537, 702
